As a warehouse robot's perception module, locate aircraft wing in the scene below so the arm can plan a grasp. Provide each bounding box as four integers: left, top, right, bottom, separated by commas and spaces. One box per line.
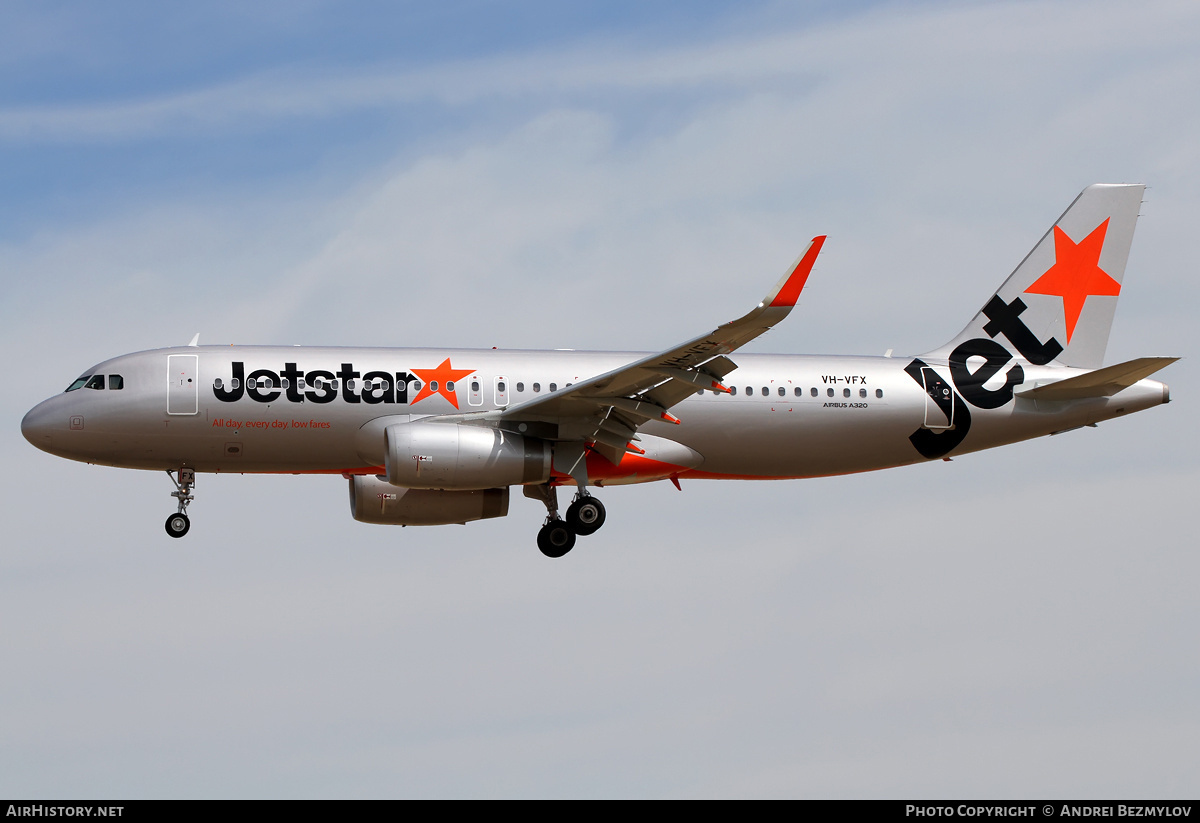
498, 236, 826, 462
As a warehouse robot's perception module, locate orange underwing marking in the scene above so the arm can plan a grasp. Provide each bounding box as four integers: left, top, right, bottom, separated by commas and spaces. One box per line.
577, 452, 690, 483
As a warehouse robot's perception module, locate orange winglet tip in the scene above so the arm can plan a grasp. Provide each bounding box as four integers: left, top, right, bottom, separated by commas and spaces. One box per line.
661, 411, 681, 425
768, 235, 826, 308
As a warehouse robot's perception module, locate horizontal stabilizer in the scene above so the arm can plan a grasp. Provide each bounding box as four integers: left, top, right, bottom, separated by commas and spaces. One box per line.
1016, 357, 1178, 401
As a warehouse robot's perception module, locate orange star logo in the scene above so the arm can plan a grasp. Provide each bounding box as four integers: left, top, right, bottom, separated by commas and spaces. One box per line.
1024, 218, 1120, 343
410, 358, 475, 408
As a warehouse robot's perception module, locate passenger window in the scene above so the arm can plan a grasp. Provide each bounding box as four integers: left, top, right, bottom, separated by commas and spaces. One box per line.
860, 388, 867, 398
533, 382, 541, 392
761, 387, 769, 397
346, 379, 356, 391
297, 379, 306, 390
109, 375, 124, 390
778, 387, 785, 397
794, 387, 801, 397
516, 382, 524, 392
85, 375, 105, 390
231, 378, 241, 390
843, 388, 850, 398
497, 381, 506, 393
214, 378, 224, 390
744, 386, 751, 395
446, 381, 455, 391
549, 383, 557, 392
827, 388, 834, 397
730, 386, 737, 396
471, 381, 480, 392
811, 387, 817, 397
430, 381, 439, 392
876, 389, 883, 398
281, 378, 290, 389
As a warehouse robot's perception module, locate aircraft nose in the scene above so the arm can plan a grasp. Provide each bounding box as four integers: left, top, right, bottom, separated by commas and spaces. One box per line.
21, 401, 57, 452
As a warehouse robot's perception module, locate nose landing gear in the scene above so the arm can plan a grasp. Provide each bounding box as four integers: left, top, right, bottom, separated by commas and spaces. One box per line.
164, 468, 195, 538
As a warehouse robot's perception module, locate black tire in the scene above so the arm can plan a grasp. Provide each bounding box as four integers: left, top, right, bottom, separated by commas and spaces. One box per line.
566, 496, 606, 536
165, 513, 191, 538
537, 519, 576, 558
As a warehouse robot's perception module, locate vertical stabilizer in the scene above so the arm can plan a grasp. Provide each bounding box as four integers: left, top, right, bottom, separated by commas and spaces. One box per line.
927, 184, 1144, 369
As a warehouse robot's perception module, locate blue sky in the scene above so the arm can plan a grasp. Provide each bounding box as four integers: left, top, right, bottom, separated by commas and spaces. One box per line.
0, 1, 861, 233
2, 0, 1198, 798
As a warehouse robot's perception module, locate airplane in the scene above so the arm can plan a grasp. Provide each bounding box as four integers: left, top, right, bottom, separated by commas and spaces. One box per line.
21, 184, 1177, 557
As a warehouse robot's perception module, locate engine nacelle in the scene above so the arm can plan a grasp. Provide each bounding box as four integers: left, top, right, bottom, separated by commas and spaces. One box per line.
384, 421, 552, 490
348, 474, 509, 526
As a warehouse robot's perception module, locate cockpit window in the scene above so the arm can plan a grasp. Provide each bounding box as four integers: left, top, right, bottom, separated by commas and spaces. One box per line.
65, 376, 90, 392
109, 375, 124, 390
84, 375, 105, 390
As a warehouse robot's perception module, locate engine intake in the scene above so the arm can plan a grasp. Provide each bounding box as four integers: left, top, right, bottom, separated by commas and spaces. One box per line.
348, 475, 508, 525
384, 421, 551, 490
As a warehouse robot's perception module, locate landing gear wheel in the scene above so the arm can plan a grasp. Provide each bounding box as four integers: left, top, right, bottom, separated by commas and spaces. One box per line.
165, 512, 191, 538
566, 496, 606, 536
537, 519, 576, 558
165, 468, 196, 539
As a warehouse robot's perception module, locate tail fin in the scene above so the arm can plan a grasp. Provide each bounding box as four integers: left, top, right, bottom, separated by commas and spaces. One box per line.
928, 184, 1144, 369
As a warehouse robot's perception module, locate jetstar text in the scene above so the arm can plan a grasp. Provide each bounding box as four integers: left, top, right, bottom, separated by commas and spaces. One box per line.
213, 362, 414, 405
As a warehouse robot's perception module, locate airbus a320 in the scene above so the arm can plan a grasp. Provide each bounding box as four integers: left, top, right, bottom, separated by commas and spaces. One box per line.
22, 184, 1176, 557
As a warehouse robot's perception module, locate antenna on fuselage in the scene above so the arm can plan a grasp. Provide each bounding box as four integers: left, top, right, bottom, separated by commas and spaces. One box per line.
187, 333, 200, 347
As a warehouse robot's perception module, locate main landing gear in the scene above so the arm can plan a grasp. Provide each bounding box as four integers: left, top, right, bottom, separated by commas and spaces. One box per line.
164, 468, 195, 538
566, 494, 606, 535
526, 485, 607, 558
